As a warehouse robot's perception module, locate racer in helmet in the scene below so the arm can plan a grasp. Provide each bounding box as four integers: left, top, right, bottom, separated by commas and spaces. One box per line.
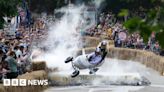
64, 41, 108, 77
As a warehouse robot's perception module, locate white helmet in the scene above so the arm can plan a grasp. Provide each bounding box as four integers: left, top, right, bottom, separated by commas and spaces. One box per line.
95, 47, 101, 53
101, 41, 107, 46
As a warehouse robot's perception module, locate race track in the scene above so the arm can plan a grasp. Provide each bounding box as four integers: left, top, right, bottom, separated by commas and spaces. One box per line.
44, 58, 164, 92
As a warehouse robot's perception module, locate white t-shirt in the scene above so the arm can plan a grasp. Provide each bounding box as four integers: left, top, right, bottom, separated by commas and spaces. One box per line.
15, 49, 22, 58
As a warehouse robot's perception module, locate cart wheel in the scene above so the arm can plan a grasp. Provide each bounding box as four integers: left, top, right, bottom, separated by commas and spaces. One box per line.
89, 68, 99, 74
93, 68, 99, 72
71, 71, 80, 78
65, 57, 73, 63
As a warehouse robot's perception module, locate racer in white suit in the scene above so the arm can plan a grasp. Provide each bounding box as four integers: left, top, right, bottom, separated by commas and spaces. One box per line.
65, 41, 108, 77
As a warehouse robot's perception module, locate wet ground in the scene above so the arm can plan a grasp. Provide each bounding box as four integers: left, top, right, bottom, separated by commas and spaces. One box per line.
44, 58, 164, 92
44, 85, 164, 92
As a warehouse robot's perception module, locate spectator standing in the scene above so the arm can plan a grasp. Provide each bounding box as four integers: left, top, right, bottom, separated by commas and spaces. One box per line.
153, 42, 161, 55
148, 32, 156, 50
0, 63, 8, 80
5, 51, 18, 79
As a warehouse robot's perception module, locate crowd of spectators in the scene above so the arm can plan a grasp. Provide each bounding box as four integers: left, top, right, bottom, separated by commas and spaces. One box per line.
0, 10, 163, 82
84, 12, 162, 56
0, 18, 47, 82
85, 12, 116, 39
123, 32, 161, 55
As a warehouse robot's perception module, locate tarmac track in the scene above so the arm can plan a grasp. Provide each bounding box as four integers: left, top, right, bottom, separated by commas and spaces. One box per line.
44, 58, 164, 92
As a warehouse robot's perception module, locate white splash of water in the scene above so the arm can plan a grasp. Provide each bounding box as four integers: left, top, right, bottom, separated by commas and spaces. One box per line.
32, 0, 105, 71
90, 58, 148, 85
32, 5, 85, 71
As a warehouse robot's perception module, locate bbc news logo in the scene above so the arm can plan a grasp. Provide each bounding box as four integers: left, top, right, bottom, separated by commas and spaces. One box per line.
3, 79, 48, 86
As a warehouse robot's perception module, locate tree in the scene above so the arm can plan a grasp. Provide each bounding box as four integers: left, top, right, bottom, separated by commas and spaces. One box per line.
0, 0, 21, 29
101, 0, 164, 48
119, 1, 164, 48
29, 0, 66, 14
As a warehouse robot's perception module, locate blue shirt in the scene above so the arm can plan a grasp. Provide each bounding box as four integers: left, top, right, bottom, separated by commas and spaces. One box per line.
88, 52, 102, 64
